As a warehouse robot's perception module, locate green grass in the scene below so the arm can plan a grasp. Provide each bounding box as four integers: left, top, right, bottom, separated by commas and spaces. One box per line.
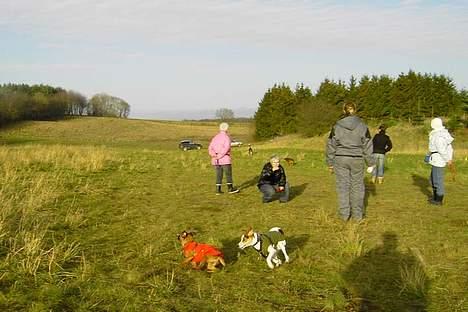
0, 117, 467, 311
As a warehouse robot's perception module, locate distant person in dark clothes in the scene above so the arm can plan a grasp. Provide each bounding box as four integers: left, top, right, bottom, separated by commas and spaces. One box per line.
257, 155, 289, 203
326, 102, 375, 221
371, 125, 393, 184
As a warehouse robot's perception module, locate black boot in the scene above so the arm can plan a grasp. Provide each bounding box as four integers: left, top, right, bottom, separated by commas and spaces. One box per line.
227, 183, 239, 194
429, 194, 443, 206
428, 189, 437, 203
216, 185, 223, 195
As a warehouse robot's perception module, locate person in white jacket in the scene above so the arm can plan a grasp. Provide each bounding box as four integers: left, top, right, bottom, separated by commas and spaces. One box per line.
428, 118, 454, 205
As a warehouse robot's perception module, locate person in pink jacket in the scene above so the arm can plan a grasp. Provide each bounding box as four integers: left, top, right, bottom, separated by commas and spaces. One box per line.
208, 122, 240, 195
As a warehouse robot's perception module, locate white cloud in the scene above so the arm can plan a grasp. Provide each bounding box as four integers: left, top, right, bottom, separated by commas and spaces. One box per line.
2, 0, 468, 55
2, 1, 468, 117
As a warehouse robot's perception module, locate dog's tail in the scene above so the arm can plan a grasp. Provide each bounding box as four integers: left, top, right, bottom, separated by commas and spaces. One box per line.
269, 227, 284, 235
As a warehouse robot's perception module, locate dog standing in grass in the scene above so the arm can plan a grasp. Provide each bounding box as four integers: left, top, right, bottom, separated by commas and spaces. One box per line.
177, 230, 225, 272
283, 157, 295, 166
238, 227, 289, 269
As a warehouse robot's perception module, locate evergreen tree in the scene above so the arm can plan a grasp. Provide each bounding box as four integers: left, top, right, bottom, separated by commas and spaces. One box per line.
254, 84, 295, 138
315, 78, 347, 107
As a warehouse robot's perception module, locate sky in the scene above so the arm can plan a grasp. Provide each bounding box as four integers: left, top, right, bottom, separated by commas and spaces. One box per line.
1, 0, 468, 120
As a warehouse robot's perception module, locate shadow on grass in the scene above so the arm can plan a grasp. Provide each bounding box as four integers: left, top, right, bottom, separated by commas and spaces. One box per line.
412, 174, 431, 198
289, 183, 309, 201
364, 180, 377, 217
342, 232, 430, 311
221, 237, 243, 266
287, 234, 309, 254
237, 175, 259, 190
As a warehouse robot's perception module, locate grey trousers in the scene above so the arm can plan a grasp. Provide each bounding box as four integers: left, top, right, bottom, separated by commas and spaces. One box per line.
214, 164, 233, 185
334, 157, 365, 220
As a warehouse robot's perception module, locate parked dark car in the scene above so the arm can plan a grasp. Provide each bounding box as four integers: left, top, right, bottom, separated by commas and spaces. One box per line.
179, 140, 202, 151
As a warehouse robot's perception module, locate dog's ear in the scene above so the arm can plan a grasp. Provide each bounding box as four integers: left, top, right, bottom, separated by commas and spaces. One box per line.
246, 227, 254, 236
186, 229, 196, 236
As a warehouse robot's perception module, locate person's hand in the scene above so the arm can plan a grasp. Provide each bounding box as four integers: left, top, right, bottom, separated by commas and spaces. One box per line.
447, 160, 453, 167
278, 186, 284, 192
366, 166, 375, 173
328, 166, 334, 174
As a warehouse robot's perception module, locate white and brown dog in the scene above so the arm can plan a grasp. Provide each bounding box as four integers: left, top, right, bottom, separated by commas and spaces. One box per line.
238, 227, 289, 269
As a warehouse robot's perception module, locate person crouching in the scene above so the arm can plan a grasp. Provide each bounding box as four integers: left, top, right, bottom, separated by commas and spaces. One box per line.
257, 155, 289, 203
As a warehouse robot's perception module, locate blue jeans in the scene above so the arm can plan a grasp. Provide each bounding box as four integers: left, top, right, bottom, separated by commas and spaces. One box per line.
372, 153, 385, 177
430, 166, 445, 196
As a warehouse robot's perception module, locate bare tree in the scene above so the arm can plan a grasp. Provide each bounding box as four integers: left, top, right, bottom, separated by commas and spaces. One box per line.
215, 108, 234, 120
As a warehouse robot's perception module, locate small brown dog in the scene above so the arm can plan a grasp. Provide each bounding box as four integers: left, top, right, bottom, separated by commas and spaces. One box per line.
177, 230, 225, 272
283, 157, 296, 166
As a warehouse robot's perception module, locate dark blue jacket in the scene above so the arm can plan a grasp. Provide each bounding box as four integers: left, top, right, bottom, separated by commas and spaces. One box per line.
372, 132, 392, 154
257, 163, 287, 187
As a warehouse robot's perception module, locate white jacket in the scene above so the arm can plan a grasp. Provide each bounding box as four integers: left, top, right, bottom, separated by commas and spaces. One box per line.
428, 128, 454, 167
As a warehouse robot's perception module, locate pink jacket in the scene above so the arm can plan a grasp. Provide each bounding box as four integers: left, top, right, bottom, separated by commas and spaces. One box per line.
208, 131, 232, 165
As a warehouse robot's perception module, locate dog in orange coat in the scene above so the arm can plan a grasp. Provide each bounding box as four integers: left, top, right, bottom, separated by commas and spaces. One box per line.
177, 230, 225, 272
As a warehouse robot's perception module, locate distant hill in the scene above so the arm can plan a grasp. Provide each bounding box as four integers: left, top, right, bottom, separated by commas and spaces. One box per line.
130, 107, 256, 120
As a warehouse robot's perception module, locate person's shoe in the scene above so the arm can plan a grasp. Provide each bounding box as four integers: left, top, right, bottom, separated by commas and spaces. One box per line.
262, 198, 271, 203
279, 200, 287, 203
227, 184, 240, 194
429, 195, 443, 205
371, 176, 377, 184
216, 185, 223, 195
377, 177, 384, 184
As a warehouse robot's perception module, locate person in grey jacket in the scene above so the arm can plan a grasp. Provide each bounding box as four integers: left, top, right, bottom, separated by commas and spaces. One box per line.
427, 117, 454, 205
326, 102, 375, 221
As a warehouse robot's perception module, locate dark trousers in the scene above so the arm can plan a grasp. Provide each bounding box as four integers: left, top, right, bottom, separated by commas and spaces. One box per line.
259, 182, 290, 202
215, 164, 233, 185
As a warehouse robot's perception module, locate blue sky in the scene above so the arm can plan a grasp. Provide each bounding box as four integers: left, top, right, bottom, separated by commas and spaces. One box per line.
1, 0, 467, 119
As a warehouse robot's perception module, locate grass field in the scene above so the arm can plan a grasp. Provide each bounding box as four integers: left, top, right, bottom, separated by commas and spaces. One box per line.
0, 117, 467, 311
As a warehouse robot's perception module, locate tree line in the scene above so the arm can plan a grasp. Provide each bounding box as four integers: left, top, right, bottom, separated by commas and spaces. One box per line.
0, 83, 130, 127
255, 71, 468, 138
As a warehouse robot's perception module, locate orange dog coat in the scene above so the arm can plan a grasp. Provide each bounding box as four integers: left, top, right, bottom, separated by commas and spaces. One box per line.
183, 241, 224, 263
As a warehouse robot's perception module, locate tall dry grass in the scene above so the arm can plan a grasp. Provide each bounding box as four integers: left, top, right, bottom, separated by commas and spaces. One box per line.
0, 144, 118, 281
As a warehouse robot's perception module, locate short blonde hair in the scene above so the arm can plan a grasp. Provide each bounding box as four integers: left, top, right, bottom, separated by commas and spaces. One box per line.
270, 155, 280, 163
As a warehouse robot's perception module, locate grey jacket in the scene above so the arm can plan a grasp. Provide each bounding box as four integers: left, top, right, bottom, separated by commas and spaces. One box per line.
326, 115, 374, 166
